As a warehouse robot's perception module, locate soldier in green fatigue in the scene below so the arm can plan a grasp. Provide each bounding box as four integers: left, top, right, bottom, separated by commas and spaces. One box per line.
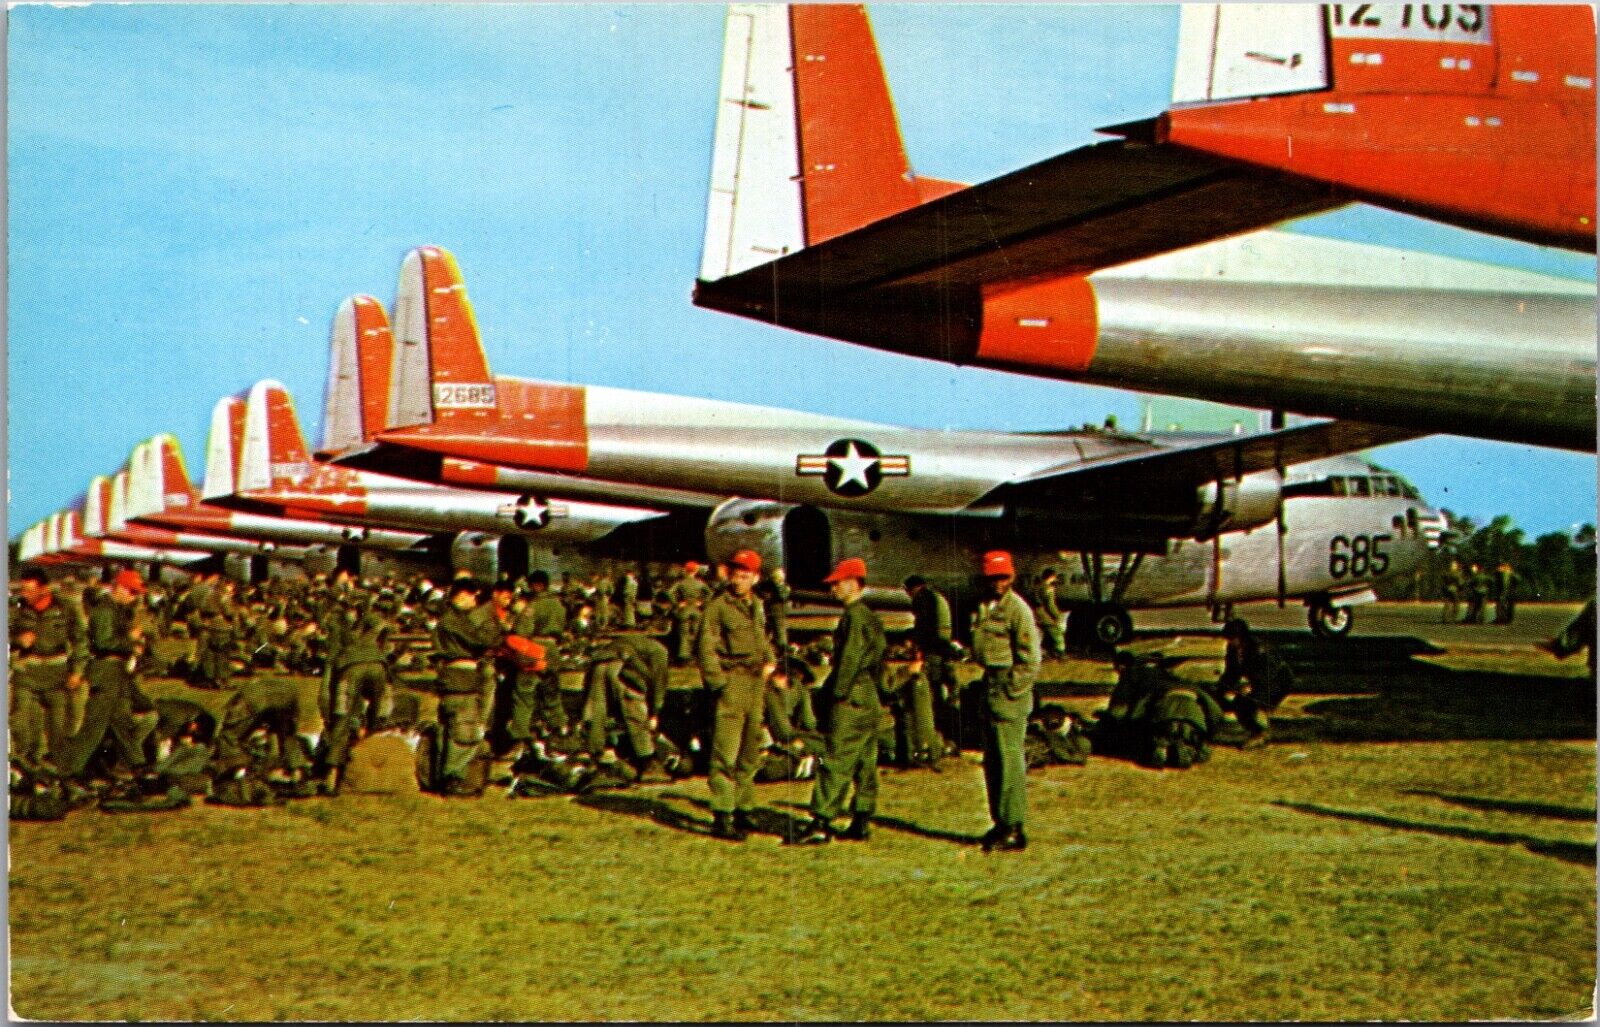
10, 568, 86, 770
430, 579, 505, 796
1462, 563, 1492, 624
669, 562, 712, 666
904, 575, 962, 755
579, 631, 671, 782
1033, 567, 1067, 657
58, 569, 156, 781
617, 567, 639, 629
519, 571, 568, 639
793, 557, 887, 845
758, 566, 792, 661
971, 550, 1041, 853
194, 577, 243, 689
1493, 561, 1521, 625
1440, 558, 1464, 623
1211, 618, 1291, 748
698, 549, 776, 841
509, 580, 569, 739
321, 599, 396, 793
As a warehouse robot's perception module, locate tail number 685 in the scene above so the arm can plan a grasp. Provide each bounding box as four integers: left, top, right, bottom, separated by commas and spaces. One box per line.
1329, 534, 1391, 578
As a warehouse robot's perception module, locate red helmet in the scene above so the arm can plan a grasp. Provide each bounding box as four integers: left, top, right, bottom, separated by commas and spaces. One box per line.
981, 551, 1016, 578
725, 549, 762, 573
823, 557, 868, 584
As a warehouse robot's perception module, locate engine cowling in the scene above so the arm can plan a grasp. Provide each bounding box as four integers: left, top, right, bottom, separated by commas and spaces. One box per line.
1193, 470, 1282, 538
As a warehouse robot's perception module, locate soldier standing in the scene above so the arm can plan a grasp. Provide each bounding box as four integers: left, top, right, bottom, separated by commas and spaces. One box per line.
1033, 568, 1067, 656
1463, 564, 1492, 624
793, 557, 886, 845
58, 569, 154, 781
431, 579, 505, 796
322, 600, 395, 792
971, 551, 1041, 853
758, 566, 791, 661
1493, 562, 1521, 625
10, 569, 86, 769
617, 567, 639, 629
905, 575, 961, 754
698, 550, 775, 841
669, 562, 711, 666
1440, 559, 1464, 623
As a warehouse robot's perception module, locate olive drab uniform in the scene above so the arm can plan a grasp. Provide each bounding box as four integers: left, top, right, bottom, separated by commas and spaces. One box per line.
324, 608, 395, 774
581, 633, 667, 763
10, 590, 86, 767
972, 589, 1041, 835
59, 596, 153, 778
810, 598, 887, 822
758, 576, 792, 658
1494, 565, 1520, 624
910, 584, 962, 749
1441, 563, 1464, 623
1034, 578, 1066, 656
432, 603, 505, 787
698, 589, 774, 815
618, 572, 639, 629
670, 573, 712, 664
511, 596, 570, 738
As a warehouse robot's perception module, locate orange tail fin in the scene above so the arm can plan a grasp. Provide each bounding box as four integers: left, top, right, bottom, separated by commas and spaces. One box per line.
388, 245, 496, 431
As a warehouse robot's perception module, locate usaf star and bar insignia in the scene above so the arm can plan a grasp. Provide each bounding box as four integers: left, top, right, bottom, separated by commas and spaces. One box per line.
497, 494, 570, 530
795, 439, 910, 497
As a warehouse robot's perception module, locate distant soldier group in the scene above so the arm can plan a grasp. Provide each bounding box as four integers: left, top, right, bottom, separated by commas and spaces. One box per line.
1440, 559, 1522, 625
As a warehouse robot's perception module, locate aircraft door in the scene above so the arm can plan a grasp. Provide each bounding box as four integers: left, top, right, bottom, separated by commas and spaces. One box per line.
249, 554, 270, 584
497, 535, 530, 582
335, 544, 362, 579
783, 505, 833, 589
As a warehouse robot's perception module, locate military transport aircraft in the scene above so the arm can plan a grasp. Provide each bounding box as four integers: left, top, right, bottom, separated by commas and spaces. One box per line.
340, 245, 1448, 640
691, 4, 1597, 451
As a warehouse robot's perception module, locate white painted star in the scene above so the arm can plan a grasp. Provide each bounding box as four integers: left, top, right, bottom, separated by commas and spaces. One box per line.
829, 443, 878, 491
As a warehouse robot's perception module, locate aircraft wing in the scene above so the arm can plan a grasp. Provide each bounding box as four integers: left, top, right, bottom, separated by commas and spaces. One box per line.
695, 138, 1342, 306
982, 419, 1426, 509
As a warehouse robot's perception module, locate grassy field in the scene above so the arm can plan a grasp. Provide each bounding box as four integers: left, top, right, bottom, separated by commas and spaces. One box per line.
10, 618, 1596, 1021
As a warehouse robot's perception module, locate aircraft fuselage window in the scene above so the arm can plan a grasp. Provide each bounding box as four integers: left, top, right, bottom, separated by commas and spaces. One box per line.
1350, 477, 1372, 497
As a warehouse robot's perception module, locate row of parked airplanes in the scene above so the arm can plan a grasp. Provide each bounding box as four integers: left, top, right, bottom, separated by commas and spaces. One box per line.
21, 2, 1592, 643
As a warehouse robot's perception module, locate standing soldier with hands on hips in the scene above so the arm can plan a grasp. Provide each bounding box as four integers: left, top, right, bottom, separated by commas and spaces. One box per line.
972, 551, 1041, 853
793, 557, 886, 845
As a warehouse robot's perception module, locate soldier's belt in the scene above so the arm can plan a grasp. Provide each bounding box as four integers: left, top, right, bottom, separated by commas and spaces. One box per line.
15, 653, 69, 665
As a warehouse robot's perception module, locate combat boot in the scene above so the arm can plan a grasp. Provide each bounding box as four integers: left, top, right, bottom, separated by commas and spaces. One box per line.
788, 817, 832, 845
992, 828, 1027, 852
711, 811, 746, 842
979, 824, 1008, 849
637, 756, 671, 785
836, 813, 872, 841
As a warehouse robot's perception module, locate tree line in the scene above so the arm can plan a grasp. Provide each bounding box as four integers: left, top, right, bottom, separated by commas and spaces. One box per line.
1377, 514, 1596, 602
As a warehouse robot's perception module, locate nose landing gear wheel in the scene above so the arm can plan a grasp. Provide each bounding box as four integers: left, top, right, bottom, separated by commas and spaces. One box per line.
1308, 601, 1353, 639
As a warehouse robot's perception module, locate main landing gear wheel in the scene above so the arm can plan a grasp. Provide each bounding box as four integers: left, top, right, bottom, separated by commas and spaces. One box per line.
1070, 606, 1134, 648
1308, 601, 1353, 640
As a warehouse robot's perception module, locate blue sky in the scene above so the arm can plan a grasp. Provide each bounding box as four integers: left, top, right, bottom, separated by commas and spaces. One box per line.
9, 4, 1596, 540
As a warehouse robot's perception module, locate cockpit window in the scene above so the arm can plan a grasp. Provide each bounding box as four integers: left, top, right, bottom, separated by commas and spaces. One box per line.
1350, 477, 1372, 497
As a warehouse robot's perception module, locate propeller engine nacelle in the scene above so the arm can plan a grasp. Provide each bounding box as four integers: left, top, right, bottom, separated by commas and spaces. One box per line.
1193, 469, 1282, 539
